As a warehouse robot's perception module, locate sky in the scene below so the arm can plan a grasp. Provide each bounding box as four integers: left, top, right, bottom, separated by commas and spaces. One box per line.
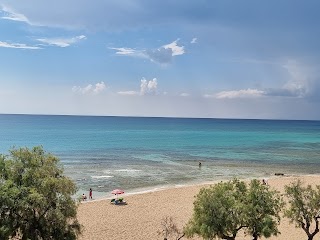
0, 0, 320, 120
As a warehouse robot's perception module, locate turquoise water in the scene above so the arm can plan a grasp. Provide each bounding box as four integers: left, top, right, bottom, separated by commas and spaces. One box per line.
0, 114, 320, 197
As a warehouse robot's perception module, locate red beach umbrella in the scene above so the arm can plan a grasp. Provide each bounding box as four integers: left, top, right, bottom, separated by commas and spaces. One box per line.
111, 189, 124, 196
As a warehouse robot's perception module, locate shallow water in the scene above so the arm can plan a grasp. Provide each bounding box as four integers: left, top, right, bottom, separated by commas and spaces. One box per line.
0, 114, 319, 197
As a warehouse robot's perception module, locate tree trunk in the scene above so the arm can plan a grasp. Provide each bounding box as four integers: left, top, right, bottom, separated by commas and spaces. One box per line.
304, 223, 319, 240
252, 232, 258, 240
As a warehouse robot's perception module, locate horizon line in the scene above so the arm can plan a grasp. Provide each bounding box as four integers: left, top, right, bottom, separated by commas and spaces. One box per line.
0, 112, 318, 122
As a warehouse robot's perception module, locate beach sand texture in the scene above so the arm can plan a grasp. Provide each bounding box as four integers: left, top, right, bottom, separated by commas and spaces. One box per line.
78, 175, 320, 240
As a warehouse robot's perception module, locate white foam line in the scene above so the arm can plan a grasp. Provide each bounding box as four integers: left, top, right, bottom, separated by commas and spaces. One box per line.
115, 169, 141, 172
91, 175, 114, 179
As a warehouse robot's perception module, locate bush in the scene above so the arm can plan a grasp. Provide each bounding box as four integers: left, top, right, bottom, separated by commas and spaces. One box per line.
185, 179, 283, 240
0, 146, 81, 240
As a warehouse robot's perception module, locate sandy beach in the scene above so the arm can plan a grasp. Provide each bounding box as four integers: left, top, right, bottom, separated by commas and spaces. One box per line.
77, 175, 320, 240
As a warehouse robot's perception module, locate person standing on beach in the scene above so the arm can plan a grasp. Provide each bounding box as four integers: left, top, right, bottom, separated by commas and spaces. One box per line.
89, 188, 93, 199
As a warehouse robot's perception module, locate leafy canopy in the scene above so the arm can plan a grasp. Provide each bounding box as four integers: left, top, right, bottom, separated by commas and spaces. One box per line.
184, 179, 283, 240
285, 180, 320, 240
244, 179, 284, 240
0, 146, 81, 240
184, 179, 247, 240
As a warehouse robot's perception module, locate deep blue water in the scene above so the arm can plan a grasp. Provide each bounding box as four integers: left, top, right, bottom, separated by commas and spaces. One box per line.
1, 114, 320, 197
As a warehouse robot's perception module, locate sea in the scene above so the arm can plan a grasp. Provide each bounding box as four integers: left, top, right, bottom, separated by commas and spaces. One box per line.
0, 114, 320, 198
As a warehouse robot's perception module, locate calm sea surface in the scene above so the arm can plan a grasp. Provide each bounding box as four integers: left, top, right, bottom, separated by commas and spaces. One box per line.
1, 114, 320, 197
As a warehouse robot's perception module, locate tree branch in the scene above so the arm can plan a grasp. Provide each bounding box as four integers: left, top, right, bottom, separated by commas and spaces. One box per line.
310, 218, 319, 238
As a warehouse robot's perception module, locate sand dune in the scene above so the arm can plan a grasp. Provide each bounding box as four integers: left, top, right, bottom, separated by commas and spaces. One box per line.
77, 175, 320, 240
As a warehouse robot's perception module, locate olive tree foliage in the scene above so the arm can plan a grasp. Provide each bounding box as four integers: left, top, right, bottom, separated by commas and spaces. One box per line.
0, 146, 81, 240
244, 179, 284, 240
184, 179, 283, 240
284, 180, 320, 240
184, 179, 247, 240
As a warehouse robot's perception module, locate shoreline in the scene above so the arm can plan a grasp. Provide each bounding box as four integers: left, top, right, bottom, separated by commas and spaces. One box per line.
71, 160, 320, 203
77, 174, 320, 240
78, 172, 312, 203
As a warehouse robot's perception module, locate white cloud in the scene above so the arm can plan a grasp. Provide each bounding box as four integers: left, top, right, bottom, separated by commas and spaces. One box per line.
215, 89, 265, 99
203, 94, 215, 98
72, 84, 92, 94
191, 38, 197, 44
205, 60, 315, 100
93, 81, 106, 93
72, 81, 106, 94
140, 78, 158, 95
264, 60, 312, 98
163, 39, 185, 56
145, 39, 185, 64
0, 41, 41, 49
36, 35, 86, 47
205, 60, 314, 100
117, 78, 158, 96
110, 39, 185, 64
117, 91, 139, 96
0, 1, 146, 30
145, 47, 173, 64
180, 93, 190, 97
281, 60, 309, 97
0, 5, 30, 24
109, 47, 138, 56
0, 2, 215, 31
